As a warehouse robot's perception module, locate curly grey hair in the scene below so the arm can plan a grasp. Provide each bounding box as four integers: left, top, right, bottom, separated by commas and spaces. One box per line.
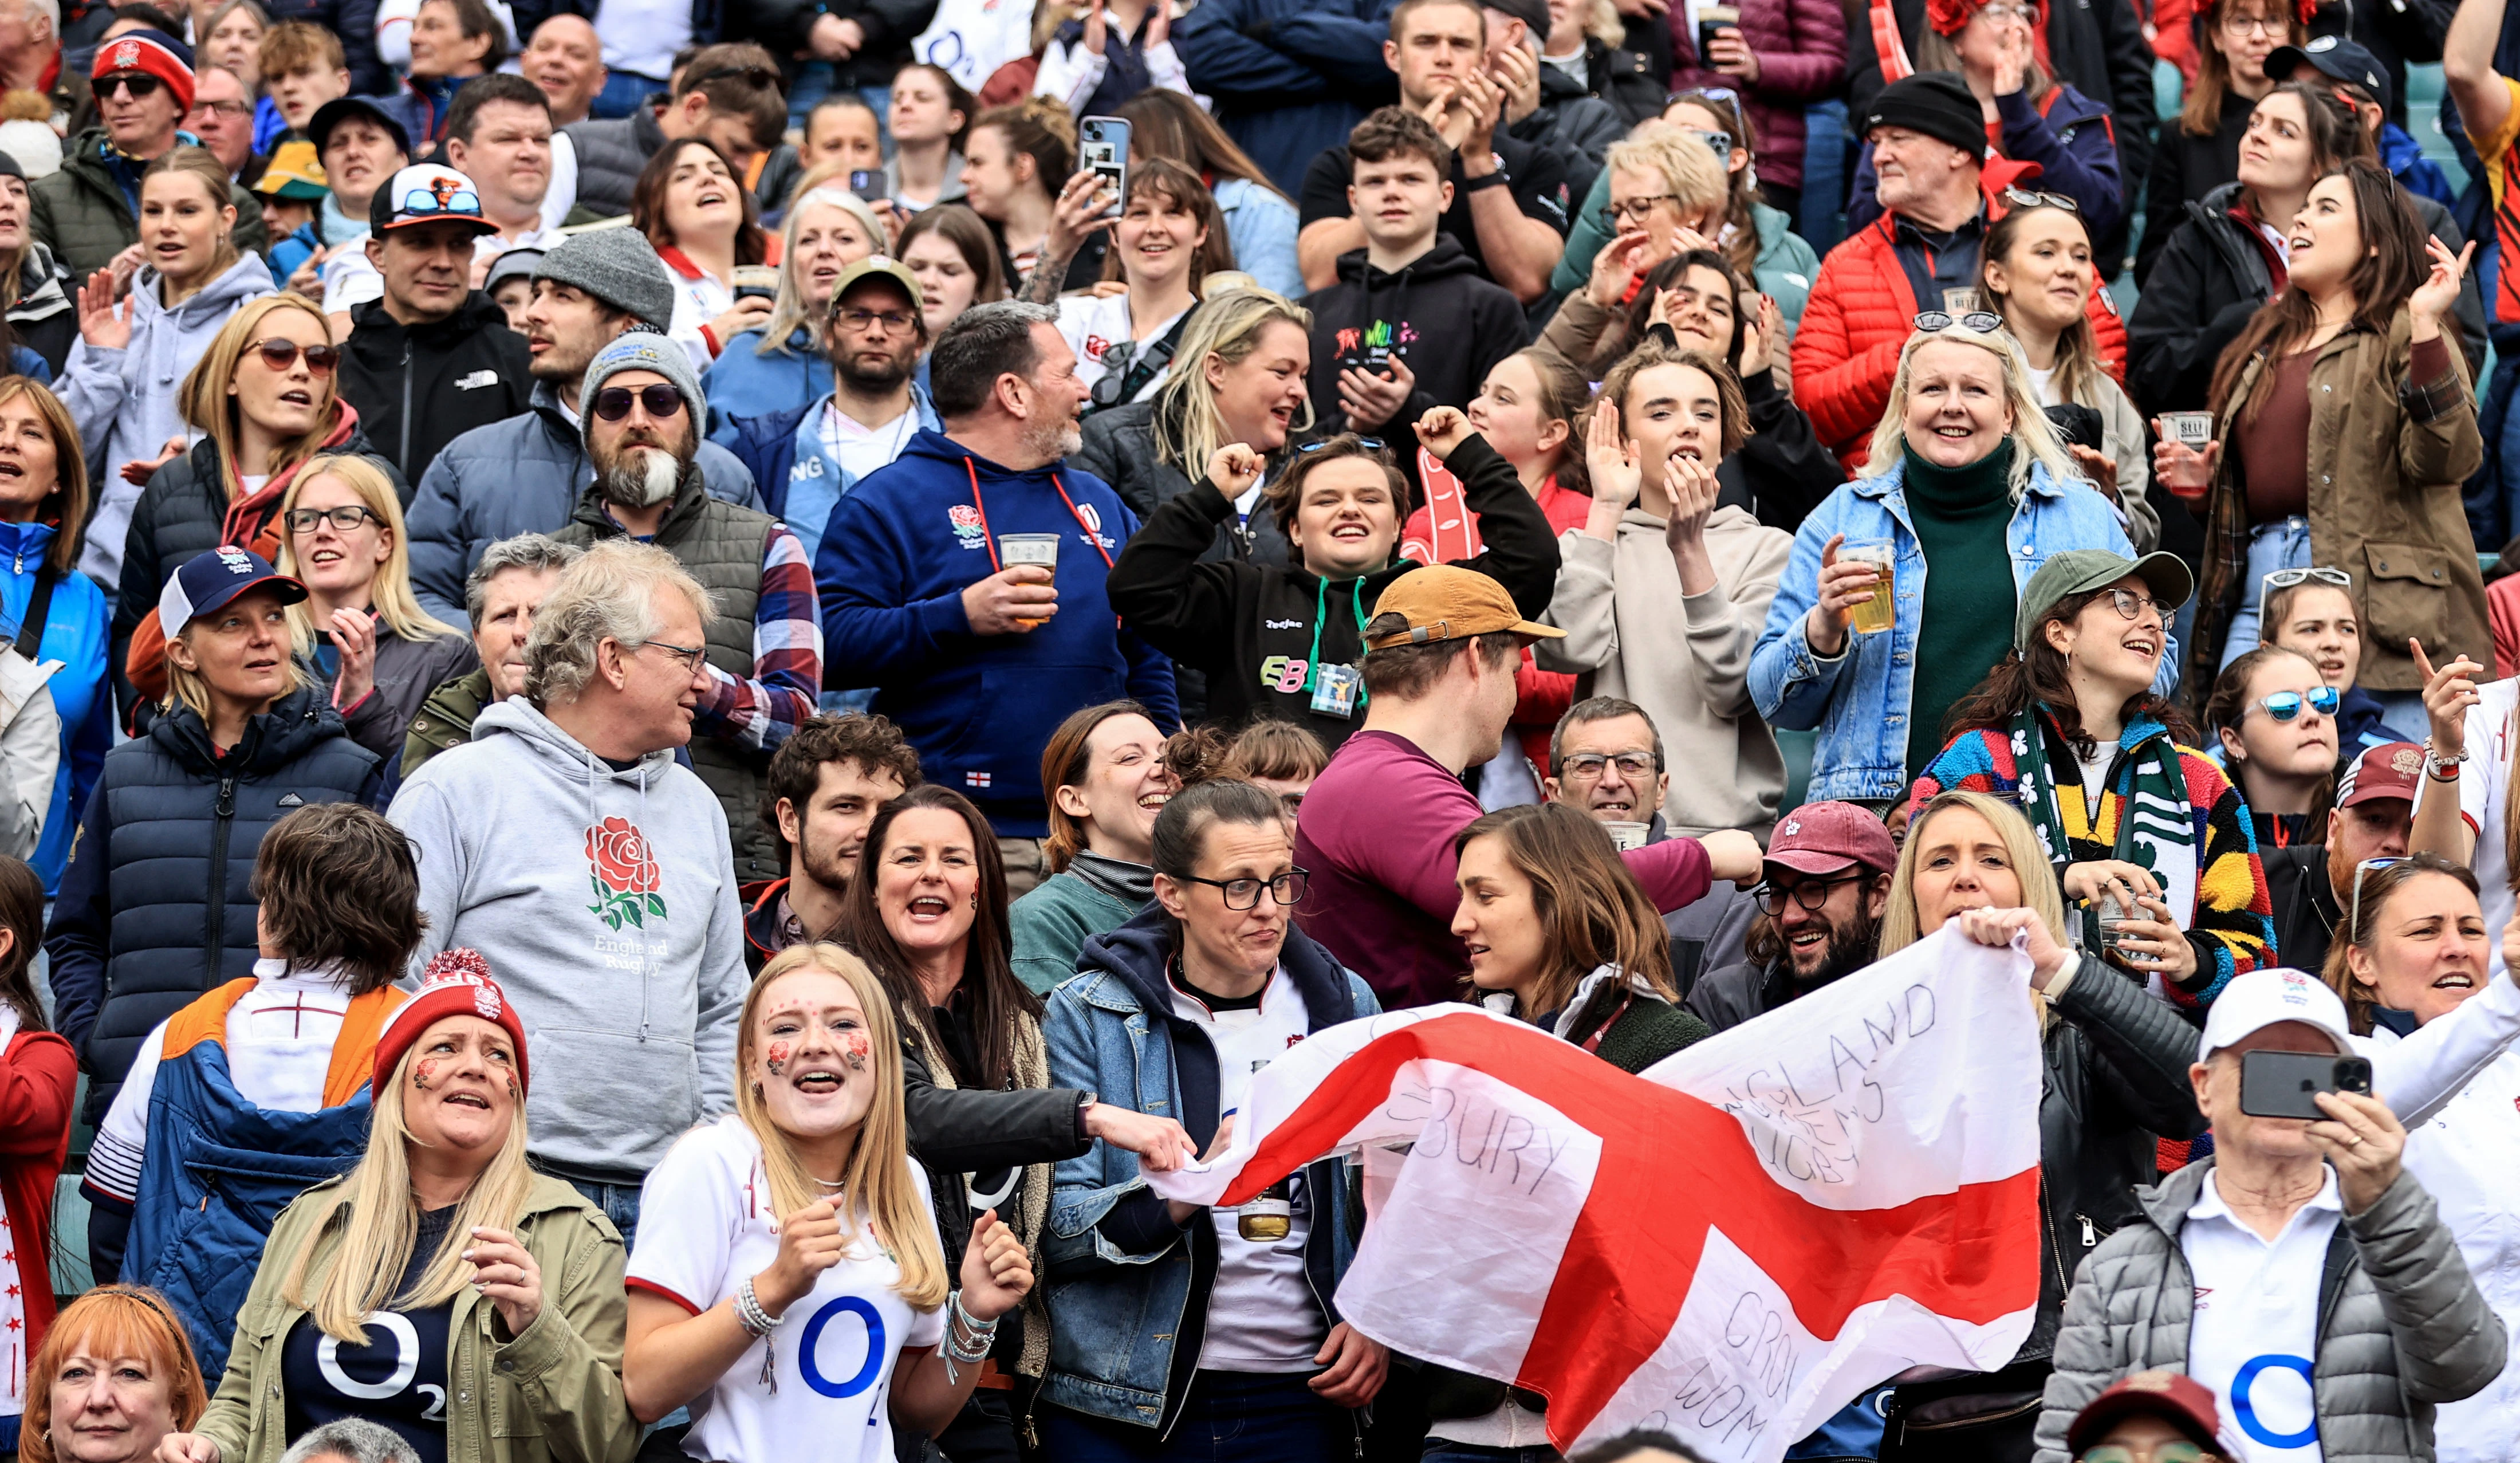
523, 539, 717, 707
280, 1419, 422, 1463
463, 533, 586, 627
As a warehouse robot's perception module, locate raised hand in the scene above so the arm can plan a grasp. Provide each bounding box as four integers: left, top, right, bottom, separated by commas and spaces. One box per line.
1663, 449, 1719, 548
1206, 442, 1264, 500
959, 1209, 1034, 1321
1803, 534, 1883, 657
330, 607, 378, 710
2409, 235, 2474, 331
2411, 639, 2484, 759
465, 1224, 545, 1336
755, 1198, 848, 1314
1413, 404, 1473, 462
1584, 400, 1641, 510
77, 268, 132, 351
1586, 229, 1653, 308
1082, 0, 1108, 53
2307, 1089, 2407, 1216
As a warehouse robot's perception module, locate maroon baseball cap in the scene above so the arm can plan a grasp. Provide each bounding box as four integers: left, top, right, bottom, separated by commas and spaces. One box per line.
2336, 741, 2424, 809
2065, 1370, 2224, 1454
1763, 801, 1899, 878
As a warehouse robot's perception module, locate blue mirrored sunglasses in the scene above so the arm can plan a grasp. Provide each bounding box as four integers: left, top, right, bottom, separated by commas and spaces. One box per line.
2254, 686, 2342, 722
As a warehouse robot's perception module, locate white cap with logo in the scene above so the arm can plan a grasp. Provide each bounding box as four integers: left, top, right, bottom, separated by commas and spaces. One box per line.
2197, 968, 2354, 1063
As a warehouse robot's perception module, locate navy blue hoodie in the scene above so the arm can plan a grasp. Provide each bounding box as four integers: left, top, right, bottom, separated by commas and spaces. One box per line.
814, 428, 1179, 835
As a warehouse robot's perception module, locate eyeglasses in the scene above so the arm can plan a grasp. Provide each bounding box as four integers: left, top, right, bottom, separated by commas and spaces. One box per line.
1913, 309, 2005, 334
1179, 868, 1309, 910
285, 505, 381, 535
96, 72, 163, 100
1683, 85, 1739, 101
639, 638, 708, 674
1299, 437, 1385, 453
2348, 856, 2409, 942
834, 307, 918, 333
396, 184, 481, 217
188, 98, 251, 119
593, 384, 687, 422
1751, 874, 1869, 916
2250, 685, 2342, 722
2097, 587, 2163, 624
2001, 186, 2080, 213
1560, 751, 1657, 780
1602, 194, 1680, 227
2220, 11, 2282, 34
2078, 1444, 2211, 1463
251, 338, 339, 375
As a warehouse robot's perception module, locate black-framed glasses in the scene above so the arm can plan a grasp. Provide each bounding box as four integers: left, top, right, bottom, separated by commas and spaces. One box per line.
397, 184, 481, 217
834, 306, 918, 334
1913, 310, 2005, 334
1560, 751, 1657, 780
1180, 868, 1309, 910
1602, 194, 1679, 228
2000, 186, 2079, 213
639, 638, 708, 674
2097, 587, 2163, 624
2348, 856, 2409, 942
96, 72, 163, 99
253, 338, 338, 374
1751, 874, 1868, 917
593, 384, 687, 422
188, 98, 251, 119
2251, 686, 2341, 722
285, 505, 381, 535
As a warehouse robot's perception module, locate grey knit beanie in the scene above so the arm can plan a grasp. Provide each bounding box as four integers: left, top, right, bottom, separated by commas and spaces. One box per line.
581, 327, 707, 446
536, 226, 676, 331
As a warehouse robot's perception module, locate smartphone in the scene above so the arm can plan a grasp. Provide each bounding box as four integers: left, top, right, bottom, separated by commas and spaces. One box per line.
848, 168, 886, 204
1079, 115, 1130, 217
1697, 5, 1738, 62
2239, 1050, 2372, 1121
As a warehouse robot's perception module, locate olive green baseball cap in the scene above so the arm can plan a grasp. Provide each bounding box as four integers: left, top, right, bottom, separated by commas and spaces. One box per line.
2014, 549, 2194, 651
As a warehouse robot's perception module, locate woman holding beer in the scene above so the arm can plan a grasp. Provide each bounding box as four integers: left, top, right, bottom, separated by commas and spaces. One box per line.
1748, 318, 2144, 804
1910, 548, 2273, 1010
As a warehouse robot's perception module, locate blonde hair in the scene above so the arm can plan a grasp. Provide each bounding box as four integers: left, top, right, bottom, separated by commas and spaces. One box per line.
1581, 0, 1622, 46
275, 455, 459, 654
1153, 286, 1313, 479
1877, 791, 2065, 1025
742, 945, 949, 1309
180, 295, 344, 496
758, 166, 887, 355
283, 1029, 538, 1344
1859, 325, 2086, 495
1601, 123, 1729, 223
139, 147, 241, 282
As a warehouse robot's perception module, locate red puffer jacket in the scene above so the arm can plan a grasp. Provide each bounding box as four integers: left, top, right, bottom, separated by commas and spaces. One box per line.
1667, 0, 1845, 192
1791, 192, 2128, 469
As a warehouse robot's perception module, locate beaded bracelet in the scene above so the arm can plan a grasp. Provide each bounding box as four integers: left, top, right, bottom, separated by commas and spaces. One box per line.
735, 1276, 782, 1339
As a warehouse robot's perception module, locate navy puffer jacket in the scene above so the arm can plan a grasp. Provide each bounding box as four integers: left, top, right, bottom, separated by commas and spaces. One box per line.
44, 686, 383, 1123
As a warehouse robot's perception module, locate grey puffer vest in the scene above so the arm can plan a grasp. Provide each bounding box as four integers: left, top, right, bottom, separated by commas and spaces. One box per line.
557, 474, 783, 882
2031, 1159, 2507, 1463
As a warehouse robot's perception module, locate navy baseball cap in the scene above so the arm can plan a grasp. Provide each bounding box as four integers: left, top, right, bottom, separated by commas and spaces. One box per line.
2266, 36, 2392, 117
308, 95, 413, 163
158, 545, 305, 639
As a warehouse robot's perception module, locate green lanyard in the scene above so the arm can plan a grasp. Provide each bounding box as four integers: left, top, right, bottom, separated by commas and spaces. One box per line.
1304, 576, 1372, 705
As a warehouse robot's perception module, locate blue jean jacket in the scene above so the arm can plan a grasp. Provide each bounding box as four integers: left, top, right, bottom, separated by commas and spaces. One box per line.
1750, 455, 2164, 801
1041, 910, 1379, 1429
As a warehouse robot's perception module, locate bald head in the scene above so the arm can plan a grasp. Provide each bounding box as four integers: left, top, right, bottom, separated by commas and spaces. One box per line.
522, 14, 604, 124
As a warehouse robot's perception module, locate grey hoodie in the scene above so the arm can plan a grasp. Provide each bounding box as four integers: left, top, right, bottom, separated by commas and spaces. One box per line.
389, 695, 747, 1181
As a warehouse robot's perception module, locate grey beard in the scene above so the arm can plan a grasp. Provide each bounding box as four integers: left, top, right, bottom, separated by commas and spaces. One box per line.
599, 445, 682, 508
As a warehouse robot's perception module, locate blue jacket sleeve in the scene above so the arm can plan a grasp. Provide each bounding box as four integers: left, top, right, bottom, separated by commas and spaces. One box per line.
1749, 509, 1856, 730
404, 450, 472, 627
44, 788, 111, 1061
1268, 3, 1404, 90
814, 494, 975, 686
1174, 0, 1333, 100
1228, 188, 1304, 298
1995, 89, 2122, 239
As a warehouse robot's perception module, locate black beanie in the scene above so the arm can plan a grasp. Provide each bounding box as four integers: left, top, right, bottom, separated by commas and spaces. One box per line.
0, 151, 25, 184
1861, 73, 1988, 164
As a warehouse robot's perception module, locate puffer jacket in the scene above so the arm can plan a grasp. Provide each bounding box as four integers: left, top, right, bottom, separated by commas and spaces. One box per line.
2184, 308, 2484, 699
30, 129, 271, 282
1791, 206, 2127, 469
406, 380, 762, 626
1664, 0, 1846, 191
108, 410, 404, 726
190, 1171, 639, 1463
1512, 68, 1627, 202
559, 106, 667, 220
60, 251, 277, 591
1548, 34, 1664, 129
2135, 89, 2253, 285
42, 686, 383, 1123
2030, 1160, 2507, 1463
338, 290, 534, 490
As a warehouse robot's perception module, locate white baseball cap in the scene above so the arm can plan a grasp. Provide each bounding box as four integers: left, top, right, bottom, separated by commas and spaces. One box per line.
2196, 968, 2353, 1063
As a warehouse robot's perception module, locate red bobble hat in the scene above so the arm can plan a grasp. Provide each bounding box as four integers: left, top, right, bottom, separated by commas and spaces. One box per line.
90, 32, 195, 114
375, 949, 531, 1095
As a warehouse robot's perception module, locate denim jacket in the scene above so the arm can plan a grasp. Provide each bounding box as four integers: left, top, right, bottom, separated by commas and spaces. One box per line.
1749, 454, 2163, 801
1041, 907, 1379, 1431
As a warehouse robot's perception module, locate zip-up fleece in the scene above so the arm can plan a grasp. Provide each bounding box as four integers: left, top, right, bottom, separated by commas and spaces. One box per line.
389, 697, 749, 1181
338, 289, 534, 489
814, 428, 1179, 835
1302, 237, 1529, 433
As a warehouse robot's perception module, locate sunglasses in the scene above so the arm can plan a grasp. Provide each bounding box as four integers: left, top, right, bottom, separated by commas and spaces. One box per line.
396, 185, 482, 217
2250, 686, 2342, 722
2348, 855, 2409, 942
2257, 564, 2353, 622
96, 72, 163, 99
592, 384, 687, 422
1913, 310, 2005, 334
251, 338, 339, 374
1300, 437, 1385, 453
2001, 186, 2080, 213
2078, 1445, 2211, 1463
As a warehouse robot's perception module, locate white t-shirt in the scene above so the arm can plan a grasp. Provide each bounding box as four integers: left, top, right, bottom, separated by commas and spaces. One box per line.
2425, 677, 2517, 983
666, 255, 737, 373
1171, 965, 1327, 1372
593, 0, 689, 80
2181, 1166, 2343, 1463
817, 400, 920, 486
2077, 742, 2113, 821
2028, 362, 2061, 407
321, 245, 383, 316
86, 957, 361, 1204
1056, 294, 1187, 404
628, 1115, 944, 1463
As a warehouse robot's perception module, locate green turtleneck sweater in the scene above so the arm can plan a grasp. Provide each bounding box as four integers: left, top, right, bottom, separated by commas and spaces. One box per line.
1902, 439, 2019, 778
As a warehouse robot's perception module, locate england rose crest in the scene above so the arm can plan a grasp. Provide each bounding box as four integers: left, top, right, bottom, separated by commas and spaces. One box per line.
585, 816, 666, 929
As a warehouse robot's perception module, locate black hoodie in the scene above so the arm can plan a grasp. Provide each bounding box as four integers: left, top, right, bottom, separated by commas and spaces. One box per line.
1302, 236, 1529, 435
339, 289, 535, 490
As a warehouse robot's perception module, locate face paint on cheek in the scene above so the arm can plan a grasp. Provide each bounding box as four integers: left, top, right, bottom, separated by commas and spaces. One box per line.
843, 1031, 870, 1072
413, 1057, 443, 1091
766, 1040, 793, 1076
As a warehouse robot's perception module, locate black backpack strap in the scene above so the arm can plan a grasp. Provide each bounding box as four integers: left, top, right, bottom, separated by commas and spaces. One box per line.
11, 562, 55, 660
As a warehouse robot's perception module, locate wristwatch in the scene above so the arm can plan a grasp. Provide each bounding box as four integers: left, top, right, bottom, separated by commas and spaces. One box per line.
1074, 1090, 1099, 1142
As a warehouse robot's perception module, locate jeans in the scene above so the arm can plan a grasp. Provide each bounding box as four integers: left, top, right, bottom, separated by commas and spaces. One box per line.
1421, 1444, 1556, 1462
2218, 516, 2313, 670
565, 1175, 644, 1249
592, 69, 667, 119
785, 69, 895, 149
1037, 1372, 1353, 1462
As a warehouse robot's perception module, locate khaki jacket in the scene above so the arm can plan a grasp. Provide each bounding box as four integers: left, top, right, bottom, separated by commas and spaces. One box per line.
2187, 309, 2485, 699
193, 1173, 639, 1463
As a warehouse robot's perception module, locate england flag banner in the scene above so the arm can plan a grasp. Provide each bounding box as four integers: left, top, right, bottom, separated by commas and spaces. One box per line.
1143, 923, 2046, 1460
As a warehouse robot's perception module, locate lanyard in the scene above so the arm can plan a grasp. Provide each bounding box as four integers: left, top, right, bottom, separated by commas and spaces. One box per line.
1303, 576, 1371, 697
961, 457, 1117, 575
1577, 988, 1634, 1055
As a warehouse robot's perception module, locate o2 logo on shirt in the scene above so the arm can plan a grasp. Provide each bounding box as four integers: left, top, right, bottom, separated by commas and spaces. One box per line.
320, 1312, 447, 1421
800, 1296, 888, 1399
2231, 1354, 2317, 1450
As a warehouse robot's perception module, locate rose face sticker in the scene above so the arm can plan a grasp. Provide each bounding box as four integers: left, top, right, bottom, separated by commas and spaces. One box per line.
585, 816, 666, 930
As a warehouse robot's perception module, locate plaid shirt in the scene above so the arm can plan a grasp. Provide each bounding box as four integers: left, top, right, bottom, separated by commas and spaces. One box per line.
694, 522, 821, 750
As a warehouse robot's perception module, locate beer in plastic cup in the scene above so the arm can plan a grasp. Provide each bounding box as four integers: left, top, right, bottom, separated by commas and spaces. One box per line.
1603, 820, 1651, 851
999, 534, 1061, 627
1841, 539, 1895, 635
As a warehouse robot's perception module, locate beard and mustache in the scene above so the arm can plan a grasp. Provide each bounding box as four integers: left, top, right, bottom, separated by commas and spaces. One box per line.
594, 427, 694, 509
